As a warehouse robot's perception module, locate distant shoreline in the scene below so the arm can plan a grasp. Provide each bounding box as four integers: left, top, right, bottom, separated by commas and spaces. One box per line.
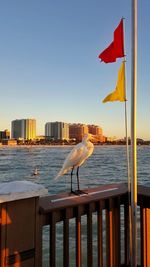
0, 144, 73, 148
0, 144, 150, 148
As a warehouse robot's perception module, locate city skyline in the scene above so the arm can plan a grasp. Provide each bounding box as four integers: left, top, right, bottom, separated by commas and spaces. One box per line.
2, 118, 104, 138
0, 1, 150, 140
1, 117, 148, 141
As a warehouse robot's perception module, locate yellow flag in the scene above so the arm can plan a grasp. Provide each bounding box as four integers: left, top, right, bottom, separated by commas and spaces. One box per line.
103, 61, 126, 103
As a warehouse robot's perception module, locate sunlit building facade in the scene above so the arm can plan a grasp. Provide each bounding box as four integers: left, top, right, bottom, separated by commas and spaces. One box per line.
45, 122, 69, 140
69, 123, 88, 142
88, 125, 103, 136
25, 119, 36, 140
88, 124, 104, 142
11, 119, 36, 140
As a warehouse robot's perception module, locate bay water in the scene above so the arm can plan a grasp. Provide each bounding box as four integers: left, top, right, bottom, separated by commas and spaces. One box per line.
0, 145, 150, 266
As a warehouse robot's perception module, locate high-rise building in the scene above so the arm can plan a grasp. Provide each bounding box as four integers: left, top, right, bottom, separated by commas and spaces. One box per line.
45, 122, 69, 140
69, 123, 88, 142
88, 124, 104, 142
11, 120, 23, 139
0, 129, 10, 140
11, 119, 36, 140
25, 119, 36, 140
88, 125, 103, 136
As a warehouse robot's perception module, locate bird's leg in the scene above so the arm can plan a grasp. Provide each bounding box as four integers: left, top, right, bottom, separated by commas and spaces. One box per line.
77, 166, 80, 191
70, 166, 81, 195
71, 166, 74, 193
75, 167, 88, 195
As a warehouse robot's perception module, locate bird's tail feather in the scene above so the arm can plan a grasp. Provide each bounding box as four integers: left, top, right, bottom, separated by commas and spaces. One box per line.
54, 169, 67, 180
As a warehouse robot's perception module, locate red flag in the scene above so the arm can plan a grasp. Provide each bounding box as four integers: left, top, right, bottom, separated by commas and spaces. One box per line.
98, 19, 124, 63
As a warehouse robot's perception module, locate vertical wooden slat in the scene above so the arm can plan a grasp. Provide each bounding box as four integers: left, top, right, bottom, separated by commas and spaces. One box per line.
106, 198, 121, 267
63, 209, 70, 267
76, 206, 82, 267
140, 205, 146, 267
140, 206, 150, 267
113, 197, 121, 267
124, 200, 130, 266
35, 197, 42, 267
50, 212, 56, 267
0, 203, 7, 267
97, 201, 103, 267
87, 204, 93, 267
106, 200, 113, 267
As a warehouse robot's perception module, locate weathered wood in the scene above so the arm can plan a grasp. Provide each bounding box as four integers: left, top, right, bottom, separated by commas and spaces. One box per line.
0, 203, 7, 267
105, 197, 121, 267
140, 206, 150, 267
0, 198, 37, 267
39, 183, 128, 215
97, 201, 103, 267
35, 197, 42, 267
3, 183, 150, 267
6, 198, 35, 254
63, 208, 70, 267
106, 199, 113, 267
87, 203, 93, 267
50, 212, 56, 267
76, 206, 82, 267
124, 200, 130, 266
113, 197, 121, 267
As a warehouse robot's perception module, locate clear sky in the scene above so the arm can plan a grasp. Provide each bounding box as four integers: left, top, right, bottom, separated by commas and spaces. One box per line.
0, 1, 150, 139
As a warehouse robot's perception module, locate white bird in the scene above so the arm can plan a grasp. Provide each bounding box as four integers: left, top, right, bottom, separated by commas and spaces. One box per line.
55, 133, 94, 194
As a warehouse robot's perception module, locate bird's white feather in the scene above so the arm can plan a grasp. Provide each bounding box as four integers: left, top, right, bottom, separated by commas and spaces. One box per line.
54, 134, 94, 180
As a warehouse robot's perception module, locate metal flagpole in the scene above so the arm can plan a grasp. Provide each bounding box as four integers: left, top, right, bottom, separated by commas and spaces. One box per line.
124, 98, 132, 264
123, 20, 131, 196
123, 17, 132, 264
131, 0, 138, 266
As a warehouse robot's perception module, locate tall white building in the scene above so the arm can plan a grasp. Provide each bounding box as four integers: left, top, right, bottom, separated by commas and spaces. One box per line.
45, 122, 69, 140
11, 119, 36, 140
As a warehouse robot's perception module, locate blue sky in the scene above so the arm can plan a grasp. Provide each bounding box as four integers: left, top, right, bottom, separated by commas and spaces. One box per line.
0, 1, 150, 139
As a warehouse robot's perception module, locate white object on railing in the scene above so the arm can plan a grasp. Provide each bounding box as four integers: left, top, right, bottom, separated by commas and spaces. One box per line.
0, 180, 48, 203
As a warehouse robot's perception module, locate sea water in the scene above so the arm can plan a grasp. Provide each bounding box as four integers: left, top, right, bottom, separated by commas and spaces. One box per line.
0, 145, 150, 266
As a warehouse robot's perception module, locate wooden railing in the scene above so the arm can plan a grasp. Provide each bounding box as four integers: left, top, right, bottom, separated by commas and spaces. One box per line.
39, 183, 129, 267
1, 183, 150, 266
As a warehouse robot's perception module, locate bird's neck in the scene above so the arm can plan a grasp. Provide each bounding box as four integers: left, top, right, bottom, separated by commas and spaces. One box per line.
83, 139, 93, 147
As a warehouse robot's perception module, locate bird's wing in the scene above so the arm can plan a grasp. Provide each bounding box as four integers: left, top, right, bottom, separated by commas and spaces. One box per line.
54, 144, 85, 179
78, 143, 94, 166
62, 144, 85, 169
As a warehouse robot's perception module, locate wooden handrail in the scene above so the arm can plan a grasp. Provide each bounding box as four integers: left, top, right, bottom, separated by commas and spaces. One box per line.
39, 183, 128, 267
39, 183, 150, 266
39, 183, 128, 216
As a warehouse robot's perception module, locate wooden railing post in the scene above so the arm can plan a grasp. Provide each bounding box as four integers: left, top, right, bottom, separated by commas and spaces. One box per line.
63, 208, 70, 267
106, 199, 114, 267
106, 198, 121, 267
113, 197, 121, 267
140, 206, 150, 267
87, 203, 93, 267
50, 212, 56, 267
0, 197, 40, 267
97, 201, 103, 267
76, 206, 82, 267
124, 197, 130, 266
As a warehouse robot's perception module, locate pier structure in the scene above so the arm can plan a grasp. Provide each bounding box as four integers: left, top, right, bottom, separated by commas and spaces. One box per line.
0, 183, 150, 266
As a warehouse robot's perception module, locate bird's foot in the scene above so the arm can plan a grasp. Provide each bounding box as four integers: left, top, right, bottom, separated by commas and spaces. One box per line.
70, 190, 78, 195
74, 189, 88, 195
